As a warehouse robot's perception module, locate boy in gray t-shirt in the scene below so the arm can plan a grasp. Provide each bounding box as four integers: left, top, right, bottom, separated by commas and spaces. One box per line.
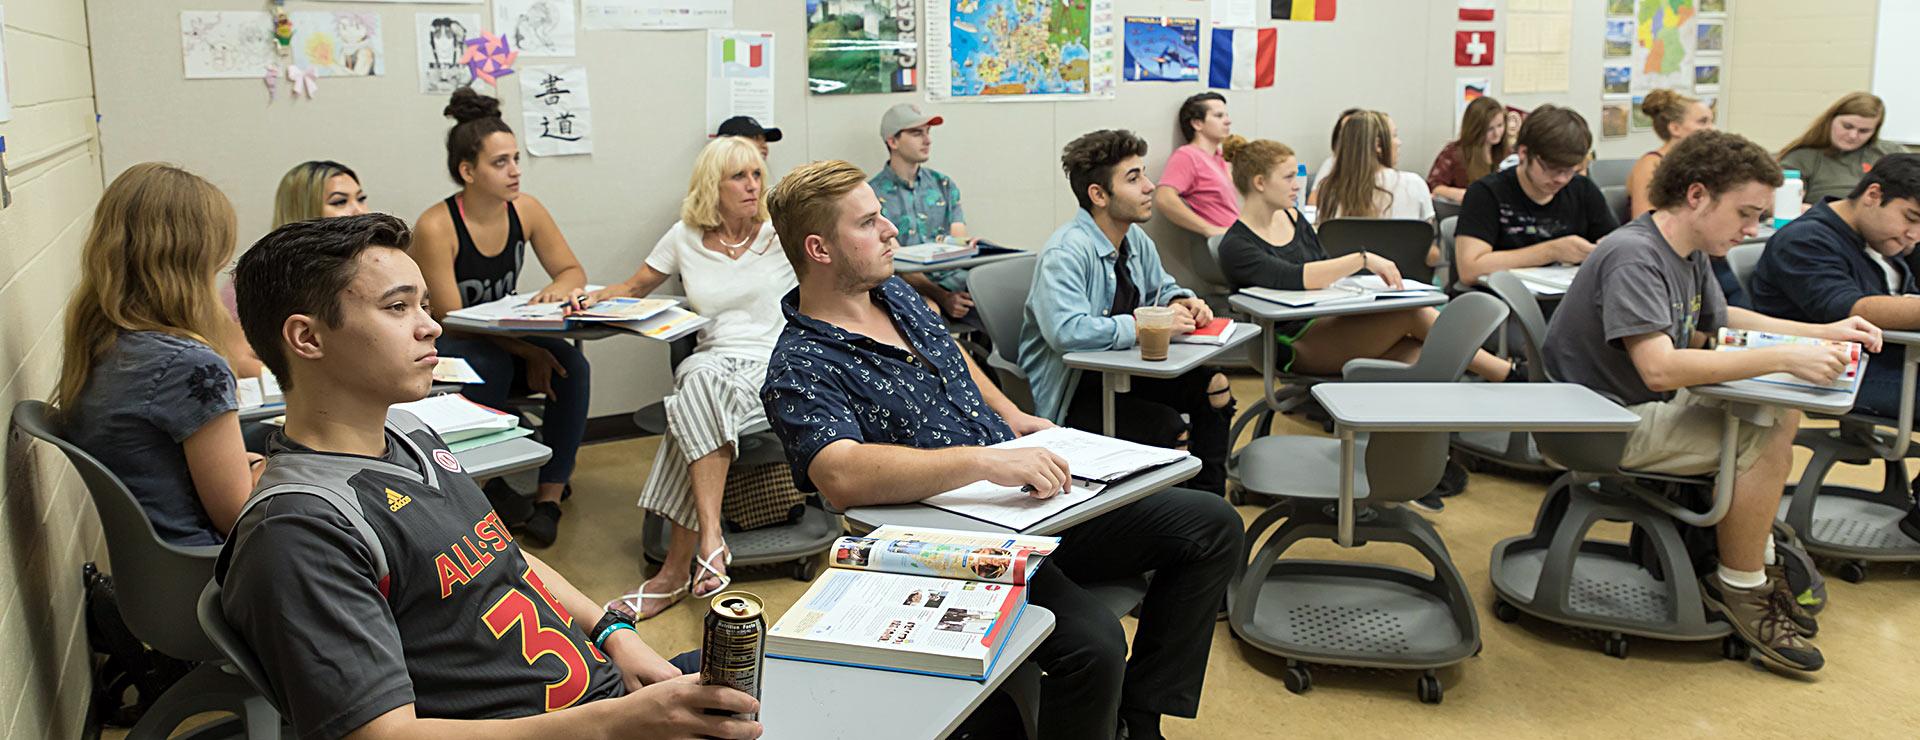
1541, 131, 1881, 674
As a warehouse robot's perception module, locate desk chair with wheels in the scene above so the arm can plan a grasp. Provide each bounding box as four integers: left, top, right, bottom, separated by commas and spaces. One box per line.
1777, 331, 1920, 582
1318, 218, 1437, 283
1229, 292, 1509, 703
633, 338, 839, 582
1725, 242, 1764, 296
1452, 271, 1558, 472
968, 255, 1041, 412
1602, 185, 1632, 226
1590, 158, 1636, 189
11, 401, 281, 740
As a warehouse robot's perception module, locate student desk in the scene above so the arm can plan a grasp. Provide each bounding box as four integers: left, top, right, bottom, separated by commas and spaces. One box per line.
844, 456, 1201, 537
1061, 323, 1260, 437
1227, 292, 1449, 414
457, 436, 552, 480
893, 249, 1033, 274
761, 606, 1055, 740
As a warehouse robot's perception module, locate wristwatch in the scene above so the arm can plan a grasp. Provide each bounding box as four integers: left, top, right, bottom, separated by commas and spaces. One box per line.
591, 607, 637, 650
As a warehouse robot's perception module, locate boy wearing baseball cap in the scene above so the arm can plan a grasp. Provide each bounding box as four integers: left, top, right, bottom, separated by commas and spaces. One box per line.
873, 103, 980, 322
714, 115, 782, 160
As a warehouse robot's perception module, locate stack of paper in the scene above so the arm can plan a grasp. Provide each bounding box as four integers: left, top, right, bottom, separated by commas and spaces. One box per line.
895, 240, 979, 265
1241, 274, 1440, 308
1509, 265, 1580, 295
921, 427, 1191, 529
393, 394, 521, 443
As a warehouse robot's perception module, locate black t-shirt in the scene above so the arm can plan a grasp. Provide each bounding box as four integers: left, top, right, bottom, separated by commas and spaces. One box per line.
1456, 167, 1618, 253
1217, 213, 1325, 336
218, 412, 623, 739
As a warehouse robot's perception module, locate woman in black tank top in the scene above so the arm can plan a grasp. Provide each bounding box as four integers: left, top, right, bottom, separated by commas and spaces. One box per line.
410, 89, 593, 547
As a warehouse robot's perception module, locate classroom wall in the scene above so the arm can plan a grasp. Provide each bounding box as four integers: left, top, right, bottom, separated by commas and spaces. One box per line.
1724, 0, 1878, 152
85, 0, 1710, 418
0, 0, 109, 738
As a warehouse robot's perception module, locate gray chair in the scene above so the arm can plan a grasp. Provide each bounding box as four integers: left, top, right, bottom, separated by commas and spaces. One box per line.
1317, 218, 1437, 283
1589, 158, 1636, 189
1725, 242, 1764, 297
968, 254, 1041, 412
197, 581, 279, 713
633, 338, 839, 582
10, 401, 281, 739
1602, 184, 1632, 227
1437, 215, 1459, 290
1451, 272, 1558, 472
1228, 293, 1510, 704
1776, 333, 1920, 583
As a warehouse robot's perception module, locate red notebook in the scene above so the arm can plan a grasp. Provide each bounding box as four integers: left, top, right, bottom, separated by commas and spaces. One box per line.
1174, 318, 1235, 345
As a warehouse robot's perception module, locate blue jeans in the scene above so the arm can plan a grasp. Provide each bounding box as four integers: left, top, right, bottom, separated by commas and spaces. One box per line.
438, 334, 590, 484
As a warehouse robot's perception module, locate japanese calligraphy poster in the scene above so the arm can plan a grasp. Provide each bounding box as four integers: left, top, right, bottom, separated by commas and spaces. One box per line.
806, 0, 916, 94
584, 0, 732, 31
417, 12, 485, 94
496, 0, 576, 57
520, 65, 592, 156
707, 30, 775, 131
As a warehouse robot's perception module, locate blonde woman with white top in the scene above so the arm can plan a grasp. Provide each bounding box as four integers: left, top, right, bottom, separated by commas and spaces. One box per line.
587, 137, 797, 617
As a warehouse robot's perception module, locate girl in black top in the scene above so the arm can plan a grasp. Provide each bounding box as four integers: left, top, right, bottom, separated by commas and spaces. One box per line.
1217, 136, 1518, 382
411, 89, 592, 546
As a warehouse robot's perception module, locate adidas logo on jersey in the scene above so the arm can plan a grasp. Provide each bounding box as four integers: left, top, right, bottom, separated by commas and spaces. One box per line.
386, 488, 413, 513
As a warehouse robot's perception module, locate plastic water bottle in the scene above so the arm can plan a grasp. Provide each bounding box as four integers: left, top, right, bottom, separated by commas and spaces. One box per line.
1296, 162, 1308, 208
1774, 170, 1805, 228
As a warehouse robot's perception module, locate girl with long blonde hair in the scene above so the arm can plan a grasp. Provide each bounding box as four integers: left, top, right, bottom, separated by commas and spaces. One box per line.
55, 162, 263, 544
1313, 111, 1441, 264
1779, 92, 1902, 204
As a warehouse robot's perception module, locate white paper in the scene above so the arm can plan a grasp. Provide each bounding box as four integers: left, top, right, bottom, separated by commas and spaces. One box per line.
432, 357, 486, 384
707, 30, 775, 130
584, 0, 732, 30
520, 64, 593, 156
923, 482, 1103, 531
392, 394, 519, 440
1210, 0, 1257, 27
495, 0, 576, 57
416, 12, 483, 94
991, 427, 1190, 482
0, 5, 10, 122
235, 377, 265, 410
1504, 52, 1569, 94
181, 11, 277, 79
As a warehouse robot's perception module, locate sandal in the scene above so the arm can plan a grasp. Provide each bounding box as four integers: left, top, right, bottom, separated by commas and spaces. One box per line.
691, 546, 734, 599
606, 579, 690, 622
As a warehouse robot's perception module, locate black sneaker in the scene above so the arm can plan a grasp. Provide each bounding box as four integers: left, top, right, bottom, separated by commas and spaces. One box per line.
522, 501, 563, 548
484, 478, 536, 527
1406, 491, 1445, 513
1435, 458, 1470, 498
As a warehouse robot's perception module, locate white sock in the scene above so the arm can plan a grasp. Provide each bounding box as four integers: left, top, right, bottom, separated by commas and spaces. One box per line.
1764, 534, 1777, 566
1718, 565, 1767, 590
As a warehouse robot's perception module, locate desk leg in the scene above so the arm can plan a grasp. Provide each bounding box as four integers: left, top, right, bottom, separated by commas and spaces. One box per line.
1338, 427, 1356, 548
1102, 373, 1130, 437
1260, 319, 1280, 408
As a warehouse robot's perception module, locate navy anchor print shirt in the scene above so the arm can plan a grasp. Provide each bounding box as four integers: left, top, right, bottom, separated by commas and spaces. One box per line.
761, 277, 1013, 492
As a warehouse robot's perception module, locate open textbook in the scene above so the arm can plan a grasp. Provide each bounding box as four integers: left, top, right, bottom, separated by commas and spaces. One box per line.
1240, 274, 1441, 308
1714, 327, 1866, 394
768, 526, 1059, 680
446, 292, 704, 338
920, 427, 1191, 530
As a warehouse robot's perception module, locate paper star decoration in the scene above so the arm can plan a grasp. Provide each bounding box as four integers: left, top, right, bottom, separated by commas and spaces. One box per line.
461, 32, 518, 86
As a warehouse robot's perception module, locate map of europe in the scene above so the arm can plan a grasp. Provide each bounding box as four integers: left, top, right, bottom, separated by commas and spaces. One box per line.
947, 0, 1091, 97
1637, 0, 1694, 75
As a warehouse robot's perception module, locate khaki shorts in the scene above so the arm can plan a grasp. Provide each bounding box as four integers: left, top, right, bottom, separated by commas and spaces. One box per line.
1619, 389, 1777, 476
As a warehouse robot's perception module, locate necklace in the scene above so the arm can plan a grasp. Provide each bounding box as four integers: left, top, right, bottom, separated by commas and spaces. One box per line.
713, 221, 756, 252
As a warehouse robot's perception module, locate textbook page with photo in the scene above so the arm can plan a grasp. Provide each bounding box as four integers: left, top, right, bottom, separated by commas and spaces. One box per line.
768, 526, 1059, 680
445, 290, 691, 332
1714, 327, 1866, 393
920, 427, 1192, 530
1241, 274, 1440, 307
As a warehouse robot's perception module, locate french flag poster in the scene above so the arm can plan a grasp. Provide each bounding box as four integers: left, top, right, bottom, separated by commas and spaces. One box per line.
1209, 27, 1275, 90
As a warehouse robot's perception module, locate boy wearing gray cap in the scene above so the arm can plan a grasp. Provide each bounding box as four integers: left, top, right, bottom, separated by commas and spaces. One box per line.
873, 103, 979, 321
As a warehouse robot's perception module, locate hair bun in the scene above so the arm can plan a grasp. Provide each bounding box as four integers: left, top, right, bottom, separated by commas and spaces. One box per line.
444, 88, 502, 124
1641, 89, 1678, 116
1220, 135, 1249, 163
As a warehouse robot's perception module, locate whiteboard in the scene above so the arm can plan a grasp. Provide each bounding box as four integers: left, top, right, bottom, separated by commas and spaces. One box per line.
1873, 0, 1920, 143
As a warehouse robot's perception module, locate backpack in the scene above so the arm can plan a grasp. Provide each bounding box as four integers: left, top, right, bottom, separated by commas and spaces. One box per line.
84, 562, 193, 728
1628, 481, 1828, 614
219, 482, 389, 595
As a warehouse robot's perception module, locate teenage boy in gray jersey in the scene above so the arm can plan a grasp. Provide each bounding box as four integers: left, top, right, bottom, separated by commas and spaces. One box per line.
1543, 131, 1880, 673
222, 214, 760, 739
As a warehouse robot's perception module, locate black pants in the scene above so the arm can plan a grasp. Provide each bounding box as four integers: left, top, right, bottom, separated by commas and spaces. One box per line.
1026, 487, 1243, 739
1063, 369, 1231, 495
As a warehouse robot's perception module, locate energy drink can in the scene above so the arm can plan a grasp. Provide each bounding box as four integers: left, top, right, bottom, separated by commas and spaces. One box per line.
701, 591, 765, 720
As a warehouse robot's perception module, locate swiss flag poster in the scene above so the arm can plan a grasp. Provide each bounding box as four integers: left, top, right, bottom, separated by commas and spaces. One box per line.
1455, 30, 1494, 67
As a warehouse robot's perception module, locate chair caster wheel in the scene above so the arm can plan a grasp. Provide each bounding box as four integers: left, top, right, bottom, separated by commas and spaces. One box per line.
793, 557, 819, 581
1720, 635, 1751, 661
1416, 672, 1443, 704
1492, 599, 1520, 623
1603, 633, 1629, 660
1282, 664, 1313, 695
1837, 560, 1867, 584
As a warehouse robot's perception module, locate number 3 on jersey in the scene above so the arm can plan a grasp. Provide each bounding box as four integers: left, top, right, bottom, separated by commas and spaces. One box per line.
482, 567, 607, 711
